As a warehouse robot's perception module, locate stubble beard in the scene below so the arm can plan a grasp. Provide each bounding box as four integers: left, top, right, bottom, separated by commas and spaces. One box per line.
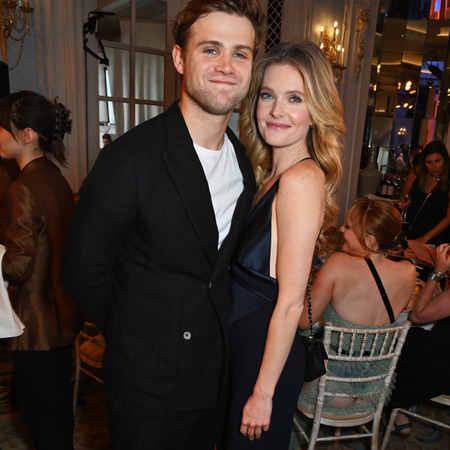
185, 81, 248, 116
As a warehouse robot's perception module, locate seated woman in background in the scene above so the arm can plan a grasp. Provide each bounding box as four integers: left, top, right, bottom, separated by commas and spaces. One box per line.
298, 199, 416, 417
386, 243, 450, 438
399, 140, 450, 247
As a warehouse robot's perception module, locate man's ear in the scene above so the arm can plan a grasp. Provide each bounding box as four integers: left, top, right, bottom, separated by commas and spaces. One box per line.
172, 45, 185, 76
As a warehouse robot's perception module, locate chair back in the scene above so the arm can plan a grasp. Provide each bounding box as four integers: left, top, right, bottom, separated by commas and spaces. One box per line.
295, 320, 411, 450
318, 320, 411, 417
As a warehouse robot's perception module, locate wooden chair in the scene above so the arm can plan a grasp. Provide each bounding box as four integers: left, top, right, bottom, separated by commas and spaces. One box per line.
73, 321, 105, 414
294, 321, 411, 450
380, 395, 450, 450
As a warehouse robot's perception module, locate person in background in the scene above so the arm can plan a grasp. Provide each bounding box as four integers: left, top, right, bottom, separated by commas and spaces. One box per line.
102, 133, 112, 147
59, 1, 265, 449
0, 91, 83, 450
226, 41, 344, 449
407, 145, 422, 172
386, 243, 450, 437
399, 140, 450, 246
297, 199, 415, 418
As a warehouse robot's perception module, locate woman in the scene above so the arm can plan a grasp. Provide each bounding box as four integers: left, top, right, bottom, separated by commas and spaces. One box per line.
399, 140, 450, 246
386, 243, 450, 437
297, 199, 416, 417
0, 91, 83, 449
226, 41, 344, 449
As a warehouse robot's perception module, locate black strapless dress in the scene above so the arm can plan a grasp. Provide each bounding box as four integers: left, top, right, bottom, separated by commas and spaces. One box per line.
226, 180, 305, 449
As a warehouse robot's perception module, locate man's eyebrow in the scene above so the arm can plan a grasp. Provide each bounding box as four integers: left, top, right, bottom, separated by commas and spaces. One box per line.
197, 40, 253, 53
233, 44, 254, 53
197, 40, 224, 48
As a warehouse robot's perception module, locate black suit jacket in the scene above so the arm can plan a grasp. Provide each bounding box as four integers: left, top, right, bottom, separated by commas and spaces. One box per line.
60, 102, 256, 411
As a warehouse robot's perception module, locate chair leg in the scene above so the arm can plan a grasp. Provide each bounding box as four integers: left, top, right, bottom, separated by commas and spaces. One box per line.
293, 416, 310, 444
371, 410, 382, 450
333, 427, 341, 447
73, 337, 81, 415
308, 402, 325, 450
380, 408, 399, 450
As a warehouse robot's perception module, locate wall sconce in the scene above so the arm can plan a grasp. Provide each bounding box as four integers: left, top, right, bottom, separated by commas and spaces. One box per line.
0, 1, 34, 66
356, 9, 370, 82
319, 23, 346, 85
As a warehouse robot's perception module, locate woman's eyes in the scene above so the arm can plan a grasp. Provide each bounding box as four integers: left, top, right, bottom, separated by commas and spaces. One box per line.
259, 93, 302, 103
289, 96, 301, 103
260, 92, 273, 100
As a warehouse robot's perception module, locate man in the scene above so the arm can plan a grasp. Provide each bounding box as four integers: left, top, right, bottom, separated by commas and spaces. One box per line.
60, 1, 265, 448
102, 133, 112, 147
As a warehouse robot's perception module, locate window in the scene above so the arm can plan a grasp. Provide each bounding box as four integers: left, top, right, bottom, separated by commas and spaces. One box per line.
87, 0, 175, 167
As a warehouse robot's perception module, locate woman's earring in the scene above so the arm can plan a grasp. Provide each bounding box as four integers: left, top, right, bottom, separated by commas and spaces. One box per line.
310, 123, 315, 129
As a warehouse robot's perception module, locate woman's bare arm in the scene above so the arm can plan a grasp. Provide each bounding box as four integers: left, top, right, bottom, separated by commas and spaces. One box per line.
240, 161, 324, 440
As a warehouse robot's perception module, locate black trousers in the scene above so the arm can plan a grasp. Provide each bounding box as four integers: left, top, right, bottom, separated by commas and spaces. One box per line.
105, 380, 230, 450
12, 345, 75, 450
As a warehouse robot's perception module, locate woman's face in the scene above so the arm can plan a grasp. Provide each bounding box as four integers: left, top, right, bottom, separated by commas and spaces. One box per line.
340, 221, 365, 256
256, 63, 312, 151
0, 127, 21, 161
425, 152, 445, 178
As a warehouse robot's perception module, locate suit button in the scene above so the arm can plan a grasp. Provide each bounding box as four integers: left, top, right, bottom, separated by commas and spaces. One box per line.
183, 332, 191, 340
209, 282, 212, 288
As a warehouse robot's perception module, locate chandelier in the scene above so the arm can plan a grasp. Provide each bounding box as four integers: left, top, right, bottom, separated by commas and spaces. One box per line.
0, 1, 34, 65
319, 23, 346, 85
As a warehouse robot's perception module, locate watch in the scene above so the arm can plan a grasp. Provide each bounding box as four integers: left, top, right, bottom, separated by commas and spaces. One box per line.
428, 271, 444, 283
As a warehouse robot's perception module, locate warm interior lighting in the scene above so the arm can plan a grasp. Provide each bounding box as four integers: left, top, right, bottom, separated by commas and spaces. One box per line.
409, 89, 417, 95
0, 1, 34, 64
403, 103, 409, 108
318, 22, 346, 85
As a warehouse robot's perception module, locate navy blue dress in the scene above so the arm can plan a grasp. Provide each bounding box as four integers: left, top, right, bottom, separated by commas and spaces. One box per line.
226, 180, 306, 449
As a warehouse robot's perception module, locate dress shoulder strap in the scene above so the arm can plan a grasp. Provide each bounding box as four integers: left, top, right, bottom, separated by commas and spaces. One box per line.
364, 258, 396, 324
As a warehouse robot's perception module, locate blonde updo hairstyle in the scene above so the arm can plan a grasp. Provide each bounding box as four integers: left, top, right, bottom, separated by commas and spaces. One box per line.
240, 41, 345, 231
346, 199, 402, 254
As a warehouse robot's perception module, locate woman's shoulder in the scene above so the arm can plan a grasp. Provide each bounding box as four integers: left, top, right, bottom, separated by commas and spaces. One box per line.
326, 252, 360, 265
385, 257, 416, 277
279, 158, 325, 191
319, 252, 360, 275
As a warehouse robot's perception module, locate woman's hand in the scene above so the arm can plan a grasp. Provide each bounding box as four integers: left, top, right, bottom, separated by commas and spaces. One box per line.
434, 243, 450, 274
240, 391, 272, 440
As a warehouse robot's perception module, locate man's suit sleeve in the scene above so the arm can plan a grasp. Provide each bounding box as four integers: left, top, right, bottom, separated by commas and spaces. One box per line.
59, 143, 139, 334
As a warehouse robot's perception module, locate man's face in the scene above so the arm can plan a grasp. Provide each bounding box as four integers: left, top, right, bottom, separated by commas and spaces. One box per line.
173, 11, 255, 116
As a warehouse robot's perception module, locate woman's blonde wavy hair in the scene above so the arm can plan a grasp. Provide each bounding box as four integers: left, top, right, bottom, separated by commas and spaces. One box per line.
240, 41, 345, 230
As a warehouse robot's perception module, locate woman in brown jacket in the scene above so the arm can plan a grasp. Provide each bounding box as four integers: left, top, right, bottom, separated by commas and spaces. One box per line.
0, 91, 83, 449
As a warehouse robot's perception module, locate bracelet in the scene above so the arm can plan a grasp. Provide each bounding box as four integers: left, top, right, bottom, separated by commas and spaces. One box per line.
428, 271, 444, 283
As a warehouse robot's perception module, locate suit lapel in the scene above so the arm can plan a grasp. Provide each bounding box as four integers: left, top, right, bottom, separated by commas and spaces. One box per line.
162, 104, 219, 265
216, 128, 256, 261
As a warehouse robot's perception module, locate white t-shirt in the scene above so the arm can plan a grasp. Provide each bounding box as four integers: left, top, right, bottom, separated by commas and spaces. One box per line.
194, 135, 244, 248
